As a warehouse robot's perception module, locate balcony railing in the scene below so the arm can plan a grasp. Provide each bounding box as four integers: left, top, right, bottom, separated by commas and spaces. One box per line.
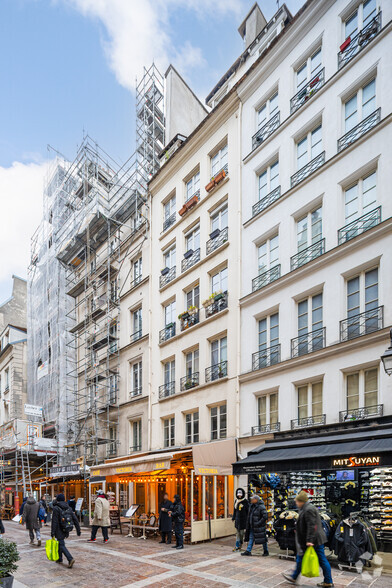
252, 344, 281, 371
205, 291, 228, 318
159, 323, 176, 343
130, 274, 142, 289
340, 306, 383, 342
291, 238, 325, 270
206, 227, 228, 255
205, 360, 228, 382
338, 108, 381, 152
180, 310, 200, 331
291, 414, 326, 429
252, 265, 281, 292
291, 327, 326, 358
290, 68, 325, 114
181, 248, 200, 272
339, 404, 383, 422
130, 444, 142, 452
160, 266, 176, 288
252, 186, 281, 217
291, 151, 325, 188
251, 422, 281, 435
180, 372, 199, 391
338, 12, 382, 69
159, 381, 175, 399
163, 212, 176, 232
338, 206, 381, 244
252, 112, 280, 150
130, 387, 142, 398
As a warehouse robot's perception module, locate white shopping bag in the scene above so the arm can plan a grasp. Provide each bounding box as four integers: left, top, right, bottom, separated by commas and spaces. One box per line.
12, 514, 22, 523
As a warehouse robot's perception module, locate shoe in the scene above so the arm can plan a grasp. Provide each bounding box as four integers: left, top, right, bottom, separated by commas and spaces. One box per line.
87, 538, 96, 542
37, 540, 41, 547
159, 540, 165, 543
56, 560, 63, 564
172, 545, 178, 548
103, 539, 109, 543
68, 559, 75, 569
262, 552, 269, 556
167, 541, 171, 544
176, 546, 184, 549
316, 584, 334, 587
233, 547, 241, 552
30, 540, 34, 545
281, 573, 298, 584
241, 551, 251, 556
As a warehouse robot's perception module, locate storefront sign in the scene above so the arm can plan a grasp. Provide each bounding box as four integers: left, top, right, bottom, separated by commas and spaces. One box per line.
332, 455, 380, 468
195, 466, 219, 475
50, 464, 80, 477
115, 466, 133, 474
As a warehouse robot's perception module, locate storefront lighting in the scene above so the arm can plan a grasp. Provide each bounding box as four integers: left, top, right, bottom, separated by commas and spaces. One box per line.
381, 328, 392, 375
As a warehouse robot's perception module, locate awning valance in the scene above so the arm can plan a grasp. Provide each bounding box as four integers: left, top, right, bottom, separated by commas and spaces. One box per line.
193, 438, 237, 475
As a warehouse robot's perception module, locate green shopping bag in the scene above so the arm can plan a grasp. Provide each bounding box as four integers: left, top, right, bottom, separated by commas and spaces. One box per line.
45, 538, 59, 561
301, 546, 320, 578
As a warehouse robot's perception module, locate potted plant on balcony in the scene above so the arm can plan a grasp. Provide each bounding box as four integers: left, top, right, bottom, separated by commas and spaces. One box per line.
0, 539, 20, 587
340, 37, 351, 52
188, 305, 198, 316
209, 228, 220, 240
186, 194, 199, 210
185, 379, 195, 390
212, 290, 224, 301
161, 267, 170, 276
202, 294, 215, 308
165, 322, 175, 329
205, 177, 215, 192
179, 205, 187, 216
214, 169, 226, 184
183, 249, 194, 259
178, 310, 190, 321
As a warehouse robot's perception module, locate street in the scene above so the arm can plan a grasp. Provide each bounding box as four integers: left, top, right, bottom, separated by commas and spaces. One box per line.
4, 521, 392, 588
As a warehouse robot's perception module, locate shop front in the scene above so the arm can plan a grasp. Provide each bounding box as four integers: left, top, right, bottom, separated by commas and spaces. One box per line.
89, 439, 237, 542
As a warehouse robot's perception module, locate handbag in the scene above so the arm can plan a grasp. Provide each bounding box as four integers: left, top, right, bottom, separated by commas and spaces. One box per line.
301, 546, 320, 578
45, 538, 59, 561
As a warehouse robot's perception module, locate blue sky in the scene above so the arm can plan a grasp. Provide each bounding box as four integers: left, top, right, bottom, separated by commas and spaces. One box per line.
0, 0, 305, 302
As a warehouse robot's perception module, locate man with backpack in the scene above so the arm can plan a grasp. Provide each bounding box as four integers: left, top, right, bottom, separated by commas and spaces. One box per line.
51, 493, 81, 568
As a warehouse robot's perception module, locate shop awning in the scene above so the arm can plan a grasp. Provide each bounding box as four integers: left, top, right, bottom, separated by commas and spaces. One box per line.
193, 438, 237, 475
90, 451, 191, 477
233, 427, 392, 474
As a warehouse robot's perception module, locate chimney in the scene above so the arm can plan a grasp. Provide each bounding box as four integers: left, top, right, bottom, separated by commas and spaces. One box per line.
238, 3, 267, 50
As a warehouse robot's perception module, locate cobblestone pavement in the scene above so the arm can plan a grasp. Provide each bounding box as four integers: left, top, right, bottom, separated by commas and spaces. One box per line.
3, 521, 391, 588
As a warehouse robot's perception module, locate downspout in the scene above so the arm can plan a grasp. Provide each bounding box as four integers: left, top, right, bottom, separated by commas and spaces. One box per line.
235, 97, 243, 449
147, 193, 153, 452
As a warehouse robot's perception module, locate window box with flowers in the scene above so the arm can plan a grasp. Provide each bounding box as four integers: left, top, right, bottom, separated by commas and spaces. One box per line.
202, 291, 223, 308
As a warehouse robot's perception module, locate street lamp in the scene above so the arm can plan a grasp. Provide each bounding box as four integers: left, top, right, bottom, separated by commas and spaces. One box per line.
381, 328, 392, 375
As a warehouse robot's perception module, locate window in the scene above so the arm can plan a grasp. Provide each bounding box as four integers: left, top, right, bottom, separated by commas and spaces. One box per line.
211, 403, 227, 440
132, 257, 142, 285
211, 144, 228, 176
258, 313, 279, 353
163, 245, 176, 269
163, 417, 175, 448
185, 225, 200, 253
344, 0, 377, 39
211, 267, 228, 293
296, 125, 322, 169
257, 92, 279, 128
211, 336, 227, 367
297, 293, 323, 354
110, 278, 118, 302
185, 349, 199, 377
346, 367, 378, 410
131, 361, 142, 397
4, 368, 9, 390
164, 195, 176, 222
131, 420, 142, 451
132, 308, 142, 338
258, 392, 278, 426
164, 300, 176, 326
211, 204, 228, 233
344, 171, 376, 223
296, 47, 322, 90
186, 171, 200, 201
131, 210, 143, 232
108, 374, 118, 403
344, 79, 376, 132
296, 207, 322, 252
164, 360, 175, 385
109, 323, 118, 353
185, 285, 200, 309
185, 411, 199, 444
297, 381, 323, 419
346, 267, 378, 336
257, 234, 279, 275
108, 426, 117, 456
258, 161, 279, 201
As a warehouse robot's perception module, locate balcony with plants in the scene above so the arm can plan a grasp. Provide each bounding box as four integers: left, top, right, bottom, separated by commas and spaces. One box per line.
338, 12, 382, 69
179, 190, 200, 217
205, 360, 228, 382
205, 164, 229, 193
290, 68, 325, 114
181, 248, 201, 272
160, 266, 176, 288
179, 306, 199, 331
206, 227, 228, 255
252, 112, 280, 150
339, 404, 383, 422
203, 291, 228, 318
180, 372, 199, 391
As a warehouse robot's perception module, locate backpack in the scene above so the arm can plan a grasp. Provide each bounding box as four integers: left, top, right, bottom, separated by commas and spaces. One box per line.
38, 506, 46, 520
58, 506, 74, 533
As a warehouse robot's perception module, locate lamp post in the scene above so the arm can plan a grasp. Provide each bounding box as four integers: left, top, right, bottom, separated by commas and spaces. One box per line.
381, 328, 392, 375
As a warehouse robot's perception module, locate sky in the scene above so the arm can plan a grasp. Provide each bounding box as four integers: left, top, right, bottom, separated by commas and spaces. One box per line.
0, 0, 305, 302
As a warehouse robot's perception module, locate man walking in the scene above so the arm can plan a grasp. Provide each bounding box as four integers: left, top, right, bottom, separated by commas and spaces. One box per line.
22, 495, 41, 546
232, 487, 249, 551
169, 494, 185, 549
158, 492, 172, 544
241, 494, 268, 556
88, 490, 110, 543
51, 493, 81, 568
282, 490, 333, 587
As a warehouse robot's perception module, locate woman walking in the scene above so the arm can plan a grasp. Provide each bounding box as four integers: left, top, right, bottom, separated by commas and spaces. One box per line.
88, 490, 110, 543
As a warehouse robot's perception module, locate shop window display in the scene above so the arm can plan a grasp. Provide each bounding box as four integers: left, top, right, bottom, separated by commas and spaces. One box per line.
205, 476, 214, 518
216, 476, 225, 519
193, 475, 203, 521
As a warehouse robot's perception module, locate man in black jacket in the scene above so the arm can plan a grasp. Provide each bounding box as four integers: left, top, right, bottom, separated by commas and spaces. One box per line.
282, 491, 333, 587
158, 493, 173, 544
241, 494, 268, 556
51, 493, 81, 568
169, 494, 185, 549
232, 487, 249, 551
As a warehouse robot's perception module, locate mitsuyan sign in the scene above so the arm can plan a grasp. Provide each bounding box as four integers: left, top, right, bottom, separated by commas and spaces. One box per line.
332, 455, 380, 468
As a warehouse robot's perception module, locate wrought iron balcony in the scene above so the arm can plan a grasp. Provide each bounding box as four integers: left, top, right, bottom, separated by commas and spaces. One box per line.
340, 306, 383, 342
291, 327, 326, 358
291, 151, 325, 188
338, 108, 381, 152
131, 329, 143, 343
130, 274, 143, 289
252, 265, 281, 292
180, 372, 199, 391
204, 291, 228, 318
206, 227, 228, 255
338, 206, 381, 244
339, 404, 383, 422
291, 414, 326, 429
205, 360, 228, 382
180, 310, 199, 331
159, 323, 176, 343
291, 238, 325, 270
252, 186, 281, 217
130, 387, 142, 398
160, 266, 176, 288
252, 422, 280, 435
252, 344, 281, 371
159, 381, 175, 399
163, 212, 176, 232
252, 112, 280, 150
290, 68, 325, 114
130, 444, 142, 452
181, 248, 200, 272
338, 12, 382, 69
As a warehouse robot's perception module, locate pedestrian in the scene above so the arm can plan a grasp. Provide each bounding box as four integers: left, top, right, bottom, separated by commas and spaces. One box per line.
232, 487, 249, 552
88, 490, 110, 543
169, 494, 185, 549
158, 493, 173, 544
51, 493, 81, 568
19, 496, 27, 516
282, 490, 333, 587
39, 497, 47, 526
22, 495, 42, 546
67, 496, 77, 512
242, 494, 268, 556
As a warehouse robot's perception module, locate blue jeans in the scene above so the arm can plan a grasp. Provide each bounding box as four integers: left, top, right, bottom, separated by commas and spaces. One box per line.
245, 530, 268, 554
293, 544, 332, 584
58, 538, 73, 563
